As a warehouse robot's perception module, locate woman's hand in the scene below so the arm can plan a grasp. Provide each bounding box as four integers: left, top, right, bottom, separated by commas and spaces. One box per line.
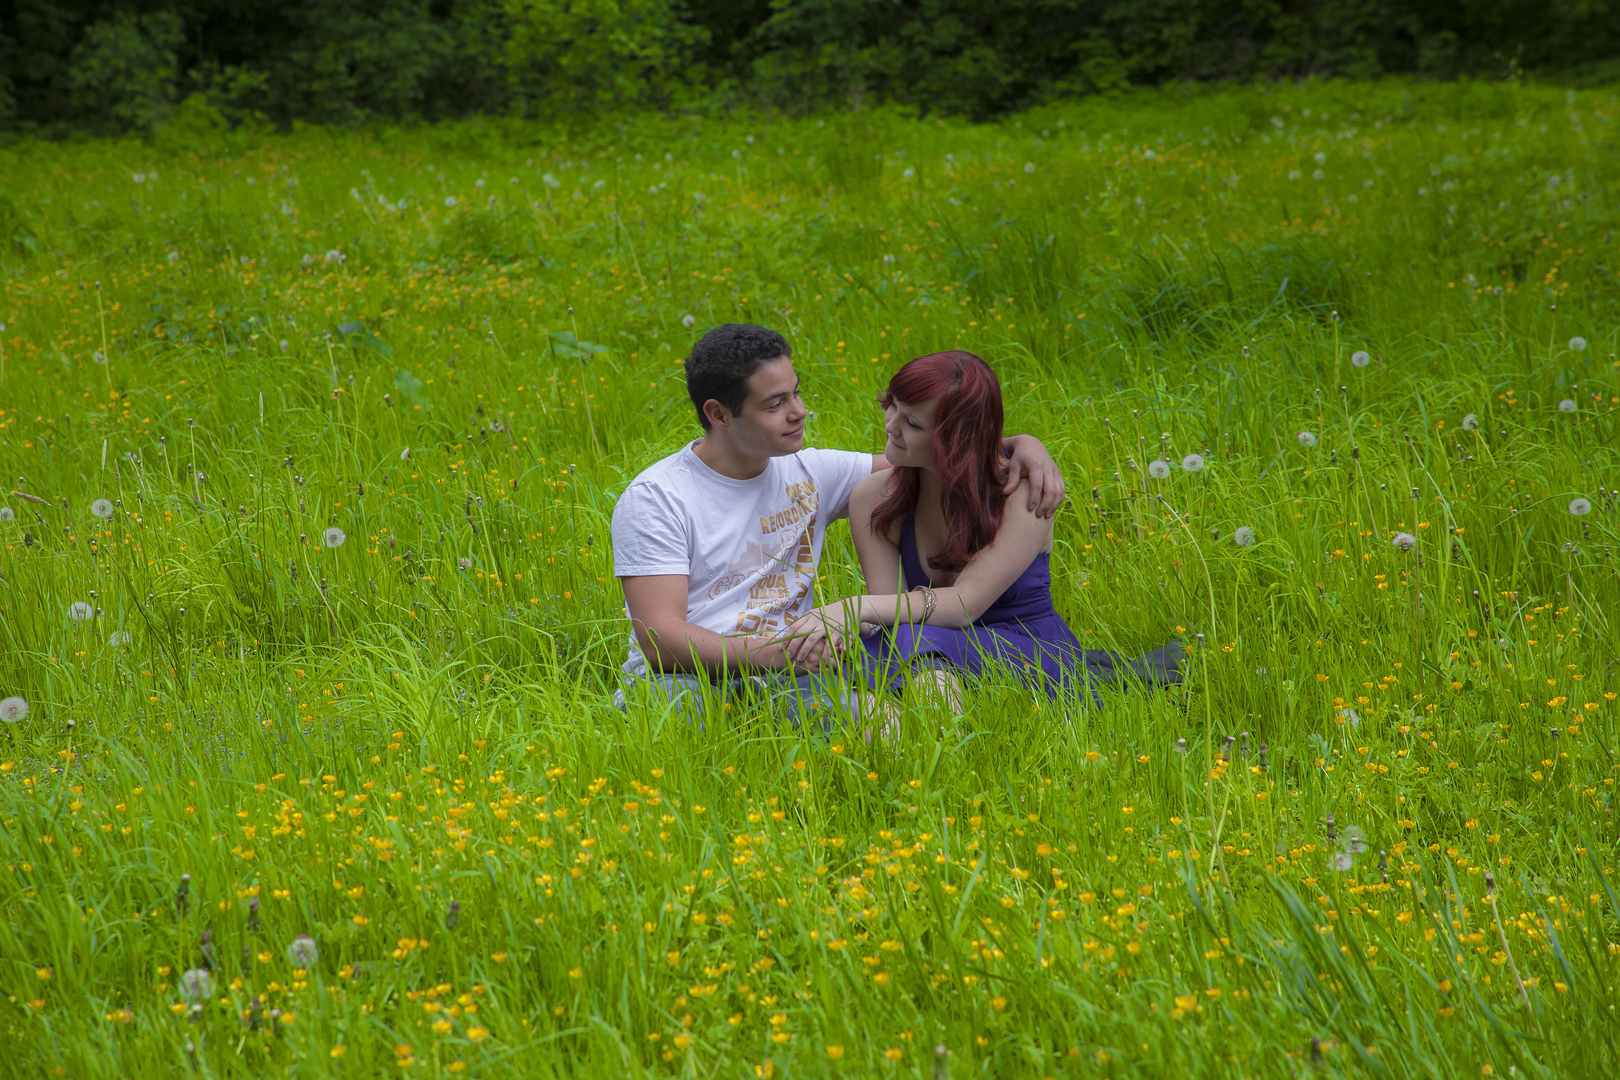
778, 604, 862, 666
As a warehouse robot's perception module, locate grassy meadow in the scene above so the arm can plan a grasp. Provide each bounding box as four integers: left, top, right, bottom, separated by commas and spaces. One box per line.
3, 78, 1620, 1078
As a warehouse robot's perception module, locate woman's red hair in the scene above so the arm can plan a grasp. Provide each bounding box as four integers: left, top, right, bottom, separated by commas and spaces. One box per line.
870, 350, 1008, 576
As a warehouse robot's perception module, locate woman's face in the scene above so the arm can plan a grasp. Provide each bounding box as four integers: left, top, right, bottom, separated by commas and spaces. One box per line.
882, 396, 939, 470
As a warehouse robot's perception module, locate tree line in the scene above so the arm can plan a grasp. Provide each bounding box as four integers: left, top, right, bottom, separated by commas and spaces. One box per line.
1, 0, 1615, 135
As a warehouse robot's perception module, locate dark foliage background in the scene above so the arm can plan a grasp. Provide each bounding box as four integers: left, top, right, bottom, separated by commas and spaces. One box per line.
1, 0, 1616, 134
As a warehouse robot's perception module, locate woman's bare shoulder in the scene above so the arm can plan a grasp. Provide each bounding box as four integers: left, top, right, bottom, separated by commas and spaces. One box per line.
998, 479, 1053, 540
849, 470, 900, 540
850, 469, 894, 509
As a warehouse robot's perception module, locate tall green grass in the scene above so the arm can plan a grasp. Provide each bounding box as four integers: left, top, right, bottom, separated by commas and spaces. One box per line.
1, 78, 1619, 1077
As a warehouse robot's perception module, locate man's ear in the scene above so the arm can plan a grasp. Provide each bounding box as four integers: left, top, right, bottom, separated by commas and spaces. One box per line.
703, 398, 730, 429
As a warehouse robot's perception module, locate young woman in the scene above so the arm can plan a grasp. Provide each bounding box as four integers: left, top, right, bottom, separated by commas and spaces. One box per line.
778, 350, 1182, 706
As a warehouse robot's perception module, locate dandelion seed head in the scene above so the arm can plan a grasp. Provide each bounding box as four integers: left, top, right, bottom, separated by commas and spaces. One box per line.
0, 696, 28, 723
93, 350, 108, 365
1461, 413, 1478, 430
400, 448, 412, 460
1350, 350, 1371, 368
279, 340, 290, 353
1181, 453, 1205, 472
178, 968, 213, 1003
457, 557, 472, 571
1391, 532, 1416, 551
1147, 459, 1171, 479
1297, 431, 1317, 448
1339, 825, 1367, 854
108, 631, 131, 647
0, 507, 14, 522
681, 314, 696, 329
69, 601, 94, 622
286, 935, 319, 968
324, 250, 344, 265
1333, 852, 1355, 872
91, 499, 114, 519
322, 527, 346, 549
1569, 337, 1587, 352
1558, 399, 1577, 413
1234, 526, 1256, 546
1568, 497, 1591, 516
167, 251, 180, 264
445, 196, 458, 208
1024, 163, 1035, 174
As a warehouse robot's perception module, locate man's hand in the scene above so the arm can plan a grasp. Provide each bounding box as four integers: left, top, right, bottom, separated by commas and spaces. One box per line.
1003, 435, 1065, 518
777, 604, 860, 667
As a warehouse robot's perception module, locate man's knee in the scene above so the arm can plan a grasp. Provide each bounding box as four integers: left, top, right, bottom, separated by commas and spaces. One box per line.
618, 673, 712, 719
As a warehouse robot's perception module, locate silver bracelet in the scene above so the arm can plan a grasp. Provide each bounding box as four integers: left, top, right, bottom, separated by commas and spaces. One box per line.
920, 585, 935, 623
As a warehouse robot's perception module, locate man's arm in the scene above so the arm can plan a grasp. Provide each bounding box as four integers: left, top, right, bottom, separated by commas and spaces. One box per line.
868, 433, 1065, 517
622, 575, 808, 675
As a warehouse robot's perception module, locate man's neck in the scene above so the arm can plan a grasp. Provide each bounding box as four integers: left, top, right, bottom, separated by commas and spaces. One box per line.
691, 432, 771, 481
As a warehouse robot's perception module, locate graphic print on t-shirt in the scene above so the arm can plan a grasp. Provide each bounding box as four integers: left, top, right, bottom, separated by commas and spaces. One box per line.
732, 476, 820, 636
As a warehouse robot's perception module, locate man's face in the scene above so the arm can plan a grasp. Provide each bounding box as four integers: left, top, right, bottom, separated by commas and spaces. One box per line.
717, 356, 806, 457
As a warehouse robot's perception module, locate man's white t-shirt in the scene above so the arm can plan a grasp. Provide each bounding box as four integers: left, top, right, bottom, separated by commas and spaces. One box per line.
611, 443, 871, 676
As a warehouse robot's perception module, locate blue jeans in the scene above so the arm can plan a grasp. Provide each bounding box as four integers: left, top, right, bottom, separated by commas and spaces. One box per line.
613, 669, 853, 731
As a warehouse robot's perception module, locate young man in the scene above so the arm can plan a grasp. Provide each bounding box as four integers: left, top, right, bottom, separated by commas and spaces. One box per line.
610, 323, 1064, 721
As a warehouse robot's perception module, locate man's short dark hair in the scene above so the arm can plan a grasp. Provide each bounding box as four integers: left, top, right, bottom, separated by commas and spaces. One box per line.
685, 324, 791, 431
